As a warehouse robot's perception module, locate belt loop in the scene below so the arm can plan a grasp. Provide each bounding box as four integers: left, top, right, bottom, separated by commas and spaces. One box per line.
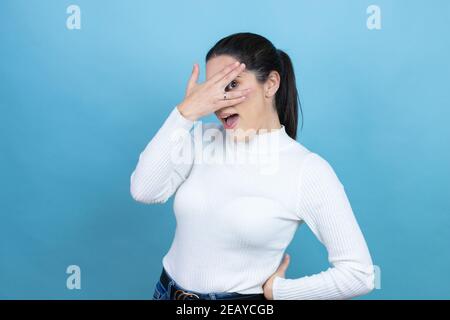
168, 280, 175, 299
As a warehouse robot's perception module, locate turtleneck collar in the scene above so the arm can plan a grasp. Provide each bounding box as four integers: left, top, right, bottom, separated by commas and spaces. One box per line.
223, 124, 294, 155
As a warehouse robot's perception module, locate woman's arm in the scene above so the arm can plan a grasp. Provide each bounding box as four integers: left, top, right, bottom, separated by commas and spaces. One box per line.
130, 61, 250, 204
272, 152, 375, 299
130, 105, 195, 204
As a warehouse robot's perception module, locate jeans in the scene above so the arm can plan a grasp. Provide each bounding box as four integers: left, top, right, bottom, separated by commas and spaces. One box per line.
152, 268, 267, 300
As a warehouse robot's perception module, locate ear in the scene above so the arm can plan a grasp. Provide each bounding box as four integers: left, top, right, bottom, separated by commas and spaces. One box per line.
264, 70, 281, 98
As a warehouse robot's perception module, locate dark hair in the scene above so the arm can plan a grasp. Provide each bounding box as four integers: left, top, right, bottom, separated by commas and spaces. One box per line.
205, 32, 303, 140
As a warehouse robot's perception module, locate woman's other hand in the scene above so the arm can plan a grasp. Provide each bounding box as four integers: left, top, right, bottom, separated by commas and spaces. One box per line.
263, 253, 290, 300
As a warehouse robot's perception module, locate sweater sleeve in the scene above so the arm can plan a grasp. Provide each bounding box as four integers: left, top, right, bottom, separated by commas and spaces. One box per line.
130, 105, 196, 204
272, 152, 375, 300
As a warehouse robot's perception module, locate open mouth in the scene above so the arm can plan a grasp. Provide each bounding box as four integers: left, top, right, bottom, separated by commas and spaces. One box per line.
218, 113, 240, 129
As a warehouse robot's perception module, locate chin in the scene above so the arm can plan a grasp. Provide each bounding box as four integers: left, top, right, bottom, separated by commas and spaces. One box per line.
223, 125, 250, 143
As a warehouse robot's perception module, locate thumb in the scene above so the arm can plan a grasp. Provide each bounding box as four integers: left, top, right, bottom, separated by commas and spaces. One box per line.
186, 63, 199, 95
276, 254, 290, 276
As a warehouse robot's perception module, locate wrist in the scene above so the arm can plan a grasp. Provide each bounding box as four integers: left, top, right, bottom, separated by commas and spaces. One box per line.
177, 103, 198, 121
271, 276, 284, 300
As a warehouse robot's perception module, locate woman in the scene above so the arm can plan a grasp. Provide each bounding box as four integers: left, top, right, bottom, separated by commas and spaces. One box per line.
130, 32, 375, 300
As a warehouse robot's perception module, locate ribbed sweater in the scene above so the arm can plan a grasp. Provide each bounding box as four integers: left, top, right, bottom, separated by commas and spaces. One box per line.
130, 105, 375, 299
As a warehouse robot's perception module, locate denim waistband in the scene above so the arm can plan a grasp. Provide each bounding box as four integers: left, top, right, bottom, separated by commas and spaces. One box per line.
159, 267, 266, 300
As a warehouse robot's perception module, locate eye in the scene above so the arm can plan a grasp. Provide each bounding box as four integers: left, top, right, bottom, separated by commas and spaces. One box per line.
225, 80, 239, 92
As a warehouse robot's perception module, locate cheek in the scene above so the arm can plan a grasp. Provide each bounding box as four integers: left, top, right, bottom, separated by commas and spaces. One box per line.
235, 86, 263, 117
240, 86, 260, 105
244, 88, 264, 108
236, 97, 260, 119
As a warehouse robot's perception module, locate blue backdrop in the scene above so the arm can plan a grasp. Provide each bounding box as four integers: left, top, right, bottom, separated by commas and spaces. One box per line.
1, 0, 449, 299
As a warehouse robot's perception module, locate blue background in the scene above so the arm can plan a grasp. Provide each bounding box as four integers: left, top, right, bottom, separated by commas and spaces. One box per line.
1, 0, 449, 299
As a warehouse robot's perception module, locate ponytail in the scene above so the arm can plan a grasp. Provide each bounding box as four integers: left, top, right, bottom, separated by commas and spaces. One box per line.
275, 49, 302, 140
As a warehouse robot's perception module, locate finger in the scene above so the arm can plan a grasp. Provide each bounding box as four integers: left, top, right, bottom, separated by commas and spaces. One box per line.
221, 88, 252, 100
216, 63, 246, 88
208, 61, 242, 85
186, 63, 199, 94
214, 95, 247, 110
277, 254, 290, 274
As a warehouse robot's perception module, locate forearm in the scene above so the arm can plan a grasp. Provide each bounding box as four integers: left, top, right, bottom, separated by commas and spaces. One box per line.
275, 152, 375, 300
272, 261, 374, 300
130, 105, 195, 204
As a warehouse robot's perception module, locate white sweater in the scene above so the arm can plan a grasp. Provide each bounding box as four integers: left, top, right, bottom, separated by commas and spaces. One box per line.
130, 105, 375, 300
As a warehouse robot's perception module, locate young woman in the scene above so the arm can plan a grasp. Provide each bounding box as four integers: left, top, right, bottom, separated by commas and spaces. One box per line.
130, 32, 375, 300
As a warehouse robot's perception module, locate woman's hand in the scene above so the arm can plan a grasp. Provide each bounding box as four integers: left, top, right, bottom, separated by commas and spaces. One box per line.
263, 254, 290, 300
177, 61, 251, 121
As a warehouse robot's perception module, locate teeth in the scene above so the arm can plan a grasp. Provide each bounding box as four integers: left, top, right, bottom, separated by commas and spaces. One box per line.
223, 114, 236, 119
